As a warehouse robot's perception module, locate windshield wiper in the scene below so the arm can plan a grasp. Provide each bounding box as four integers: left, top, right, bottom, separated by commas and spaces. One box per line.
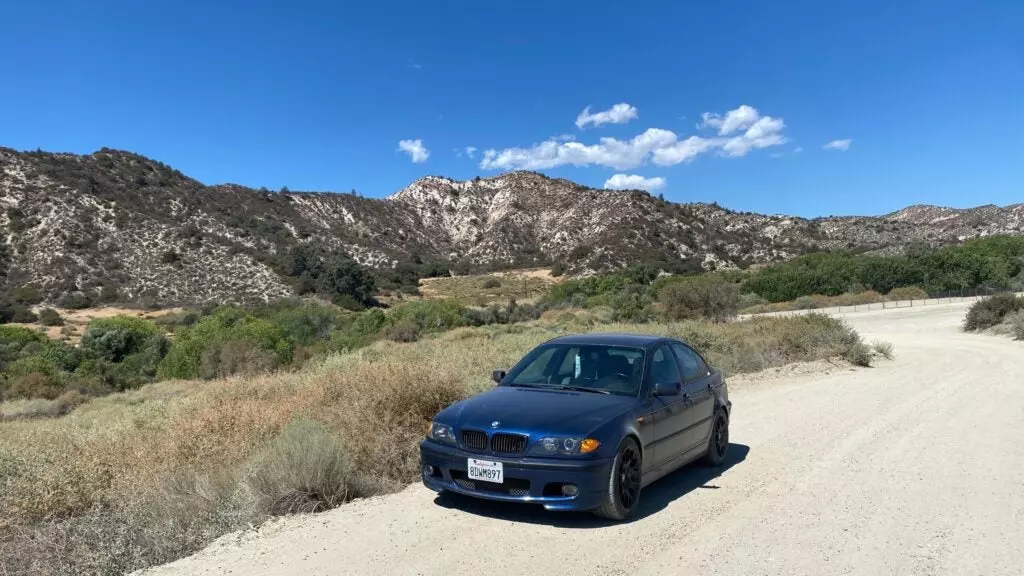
507, 382, 550, 389
555, 385, 611, 395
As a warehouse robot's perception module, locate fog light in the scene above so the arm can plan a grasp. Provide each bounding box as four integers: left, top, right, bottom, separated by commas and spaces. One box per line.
423, 464, 435, 476
561, 484, 579, 496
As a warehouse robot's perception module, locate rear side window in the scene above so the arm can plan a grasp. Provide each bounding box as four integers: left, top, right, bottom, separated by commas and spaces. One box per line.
671, 343, 708, 382
650, 345, 682, 385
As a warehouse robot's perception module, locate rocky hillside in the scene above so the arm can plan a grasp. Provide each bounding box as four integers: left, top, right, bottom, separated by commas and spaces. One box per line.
2, 147, 1022, 304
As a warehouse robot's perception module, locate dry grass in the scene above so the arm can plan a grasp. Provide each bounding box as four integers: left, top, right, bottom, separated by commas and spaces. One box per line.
0, 313, 872, 575
418, 268, 560, 306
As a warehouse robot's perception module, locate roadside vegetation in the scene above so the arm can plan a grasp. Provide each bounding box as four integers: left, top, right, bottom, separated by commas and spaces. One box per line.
963, 293, 1024, 338
0, 309, 879, 575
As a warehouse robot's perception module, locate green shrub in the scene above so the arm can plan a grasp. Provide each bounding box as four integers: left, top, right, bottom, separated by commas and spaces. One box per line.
3, 372, 63, 400
386, 299, 472, 335
199, 340, 281, 379
0, 325, 45, 349
81, 316, 163, 362
657, 275, 739, 322
249, 299, 347, 346
6, 355, 58, 378
1007, 310, 1024, 340
738, 293, 769, 310
330, 308, 387, 351
57, 291, 94, 309
157, 308, 293, 380
481, 278, 501, 289
10, 285, 43, 305
10, 306, 38, 323
963, 293, 1024, 331
245, 416, 362, 515
384, 318, 421, 342
38, 308, 64, 326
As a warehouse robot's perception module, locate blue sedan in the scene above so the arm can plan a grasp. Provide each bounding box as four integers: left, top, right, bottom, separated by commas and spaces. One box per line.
420, 333, 731, 520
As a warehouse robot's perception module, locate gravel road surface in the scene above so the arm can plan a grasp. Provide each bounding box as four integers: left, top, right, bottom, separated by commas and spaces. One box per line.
142, 302, 1024, 576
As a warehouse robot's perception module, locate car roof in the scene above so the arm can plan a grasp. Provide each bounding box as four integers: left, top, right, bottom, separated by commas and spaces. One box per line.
546, 332, 670, 349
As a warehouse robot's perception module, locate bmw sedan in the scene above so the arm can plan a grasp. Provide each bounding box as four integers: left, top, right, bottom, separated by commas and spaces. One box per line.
420, 333, 731, 520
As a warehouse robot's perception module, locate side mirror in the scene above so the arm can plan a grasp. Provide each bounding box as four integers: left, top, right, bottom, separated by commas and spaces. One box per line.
491, 369, 507, 384
653, 381, 681, 396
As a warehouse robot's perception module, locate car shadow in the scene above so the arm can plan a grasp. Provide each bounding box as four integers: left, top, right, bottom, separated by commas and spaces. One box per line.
432, 443, 750, 527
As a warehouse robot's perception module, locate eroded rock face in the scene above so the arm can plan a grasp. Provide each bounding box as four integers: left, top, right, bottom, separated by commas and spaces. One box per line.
2, 147, 1021, 304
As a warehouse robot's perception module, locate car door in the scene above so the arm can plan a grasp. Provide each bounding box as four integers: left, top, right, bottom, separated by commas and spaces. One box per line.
671, 342, 715, 453
647, 344, 690, 468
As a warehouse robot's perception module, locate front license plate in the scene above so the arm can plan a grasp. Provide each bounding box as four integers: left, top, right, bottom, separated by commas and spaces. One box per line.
467, 458, 503, 484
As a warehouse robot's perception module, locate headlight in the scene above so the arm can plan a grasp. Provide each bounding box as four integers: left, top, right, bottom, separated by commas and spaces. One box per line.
531, 436, 601, 455
427, 422, 457, 445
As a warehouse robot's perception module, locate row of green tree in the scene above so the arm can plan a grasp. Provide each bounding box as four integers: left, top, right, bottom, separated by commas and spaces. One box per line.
741, 237, 1024, 302
539, 235, 1024, 319
0, 297, 544, 402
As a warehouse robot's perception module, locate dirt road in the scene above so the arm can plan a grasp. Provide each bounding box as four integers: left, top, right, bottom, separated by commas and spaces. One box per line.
143, 302, 1024, 576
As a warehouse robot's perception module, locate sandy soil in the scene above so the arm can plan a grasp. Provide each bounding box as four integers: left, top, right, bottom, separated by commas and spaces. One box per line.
140, 301, 1024, 576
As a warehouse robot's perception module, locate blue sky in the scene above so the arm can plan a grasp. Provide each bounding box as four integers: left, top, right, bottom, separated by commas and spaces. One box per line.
1, 0, 1021, 217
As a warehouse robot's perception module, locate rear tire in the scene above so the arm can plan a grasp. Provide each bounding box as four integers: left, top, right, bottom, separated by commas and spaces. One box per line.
593, 438, 642, 521
701, 410, 729, 466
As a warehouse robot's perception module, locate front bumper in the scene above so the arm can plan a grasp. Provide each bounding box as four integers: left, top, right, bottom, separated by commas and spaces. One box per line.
420, 440, 613, 511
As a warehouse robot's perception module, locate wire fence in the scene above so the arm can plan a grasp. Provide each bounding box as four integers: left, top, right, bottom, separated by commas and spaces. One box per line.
742, 287, 1022, 318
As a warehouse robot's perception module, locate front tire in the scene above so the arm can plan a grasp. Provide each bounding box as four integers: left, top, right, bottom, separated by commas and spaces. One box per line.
702, 410, 730, 466
593, 438, 642, 521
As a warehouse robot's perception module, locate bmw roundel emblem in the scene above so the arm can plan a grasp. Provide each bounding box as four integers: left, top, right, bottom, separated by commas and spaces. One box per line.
490, 421, 500, 428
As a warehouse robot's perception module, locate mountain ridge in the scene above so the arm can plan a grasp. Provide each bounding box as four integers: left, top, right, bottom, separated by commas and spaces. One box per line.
2, 146, 1022, 305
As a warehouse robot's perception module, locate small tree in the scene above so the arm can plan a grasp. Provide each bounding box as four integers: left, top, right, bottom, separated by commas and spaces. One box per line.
657, 275, 740, 322
38, 308, 64, 326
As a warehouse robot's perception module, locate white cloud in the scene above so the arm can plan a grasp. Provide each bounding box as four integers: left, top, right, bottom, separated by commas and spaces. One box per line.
794, 146, 804, 153
481, 128, 676, 171
700, 104, 760, 135
575, 103, 639, 129
823, 139, 852, 151
604, 174, 666, 191
481, 105, 787, 171
651, 136, 717, 165
397, 139, 430, 163
555, 134, 576, 141
464, 146, 477, 158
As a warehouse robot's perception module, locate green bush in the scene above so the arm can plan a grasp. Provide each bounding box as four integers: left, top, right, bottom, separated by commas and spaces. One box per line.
481, 278, 501, 289
384, 318, 421, 342
330, 308, 387, 351
10, 307, 38, 323
657, 275, 740, 322
3, 372, 63, 400
157, 307, 293, 380
249, 299, 347, 346
386, 299, 472, 335
81, 316, 163, 362
1007, 310, 1024, 340
963, 294, 1024, 331
199, 340, 281, 379
38, 308, 64, 326
245, 416, 362, 515
57, 291, 94, 309
738, 293, 769, 310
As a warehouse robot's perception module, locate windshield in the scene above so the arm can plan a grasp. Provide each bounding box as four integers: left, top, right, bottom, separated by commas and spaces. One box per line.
504, 344, 645, 396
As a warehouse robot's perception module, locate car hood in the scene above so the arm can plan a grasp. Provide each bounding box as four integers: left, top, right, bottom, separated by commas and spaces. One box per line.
438, 385, 636, 436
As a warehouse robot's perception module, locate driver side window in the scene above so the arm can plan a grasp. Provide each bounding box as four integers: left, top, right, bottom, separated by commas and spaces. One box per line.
650, 345, 682, 385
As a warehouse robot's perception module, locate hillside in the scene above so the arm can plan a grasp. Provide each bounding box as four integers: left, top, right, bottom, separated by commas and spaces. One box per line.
2, 147, 1022, 305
